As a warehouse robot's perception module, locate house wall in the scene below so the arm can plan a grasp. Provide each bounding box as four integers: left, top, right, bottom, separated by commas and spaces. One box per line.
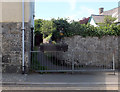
118, 1, 120, 22
1, 22, 32, 73
89, 18, 98, 27
0, 2, 2, 22
0, 1, 34, 73
29, 2, 35, 27
0, 2, 33, 23
0, 24, 2, 73
57, 36, 118, 68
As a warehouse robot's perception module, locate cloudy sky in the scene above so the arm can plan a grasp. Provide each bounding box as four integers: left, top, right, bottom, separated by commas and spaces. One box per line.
35, 0, 119, 21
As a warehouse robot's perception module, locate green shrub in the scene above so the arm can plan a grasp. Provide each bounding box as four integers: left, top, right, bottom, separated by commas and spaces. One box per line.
35, 18, 120, 41
52, 21, 120, 40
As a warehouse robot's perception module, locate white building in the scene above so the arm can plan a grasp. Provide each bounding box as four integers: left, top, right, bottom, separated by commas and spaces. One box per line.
88, 7, 120, 26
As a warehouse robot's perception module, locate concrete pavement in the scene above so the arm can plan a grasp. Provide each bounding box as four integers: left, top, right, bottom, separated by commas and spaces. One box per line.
1, 72, 119, 90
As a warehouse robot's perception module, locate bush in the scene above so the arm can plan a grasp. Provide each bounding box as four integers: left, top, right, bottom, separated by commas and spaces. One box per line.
35, 18, 120, 41
52, 21, 120, 40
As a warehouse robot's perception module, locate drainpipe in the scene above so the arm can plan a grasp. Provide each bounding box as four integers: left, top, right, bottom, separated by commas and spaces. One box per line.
32, 2, 35, 48
22, 0, 25, 74
32, 2, 35, 47
33, 16, 35, 48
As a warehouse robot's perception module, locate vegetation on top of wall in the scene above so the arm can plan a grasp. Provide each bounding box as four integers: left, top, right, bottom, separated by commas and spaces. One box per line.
104, 16, 117, 25
35, 19, 55, 38
35, 18, 120, 41
51, 18, 70, 41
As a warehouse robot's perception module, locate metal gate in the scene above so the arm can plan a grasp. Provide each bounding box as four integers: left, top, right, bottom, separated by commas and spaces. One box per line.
30, 50, 116, 73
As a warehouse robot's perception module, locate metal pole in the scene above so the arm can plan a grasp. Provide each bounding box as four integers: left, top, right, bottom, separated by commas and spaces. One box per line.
22, 0, 25, 74
72, 51, 74, 74
113, 52, 115, 75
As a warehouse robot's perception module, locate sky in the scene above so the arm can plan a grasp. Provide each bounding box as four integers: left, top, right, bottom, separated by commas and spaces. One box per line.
35, 0, 119, 21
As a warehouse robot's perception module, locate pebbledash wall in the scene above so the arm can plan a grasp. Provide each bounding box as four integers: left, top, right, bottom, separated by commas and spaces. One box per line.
1, 23, 32, 73
57, 36, 118, 68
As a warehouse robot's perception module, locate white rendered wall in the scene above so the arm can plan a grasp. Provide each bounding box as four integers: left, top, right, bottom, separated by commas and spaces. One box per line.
0, 2, 34, 22
90, 18, 98, 27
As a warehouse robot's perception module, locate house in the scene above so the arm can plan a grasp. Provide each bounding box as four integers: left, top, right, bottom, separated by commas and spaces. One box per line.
0, 1, 35, 73
79, 17, 90, 24
88, 14, 105, 27
88, 7, 120, 26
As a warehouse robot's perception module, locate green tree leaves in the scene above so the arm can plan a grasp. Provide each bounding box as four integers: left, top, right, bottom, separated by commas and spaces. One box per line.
41, 20, 55, 38
34, 19, 55, 38
35, 19, 43, 32
35, 18, 120, 41
104, 16, 117, 25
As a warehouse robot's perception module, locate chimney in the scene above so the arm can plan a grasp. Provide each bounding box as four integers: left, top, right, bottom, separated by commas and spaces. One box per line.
99, 8, 104, 14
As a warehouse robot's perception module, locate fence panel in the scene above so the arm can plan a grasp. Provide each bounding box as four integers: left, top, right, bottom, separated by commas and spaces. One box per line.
30, 50, 115, 73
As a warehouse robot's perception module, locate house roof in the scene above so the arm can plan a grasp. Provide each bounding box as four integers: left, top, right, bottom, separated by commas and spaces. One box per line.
100, 7, 119, 16
79, 17, 90, 24
89, 7, 120, 24
91, 15, 105, 24
101, 7, 120, 22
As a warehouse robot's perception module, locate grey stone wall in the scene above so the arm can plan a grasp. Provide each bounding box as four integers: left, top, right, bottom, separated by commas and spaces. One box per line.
57, 35, 118, 68
0, 24, 2, 73
1, 22, 31, 73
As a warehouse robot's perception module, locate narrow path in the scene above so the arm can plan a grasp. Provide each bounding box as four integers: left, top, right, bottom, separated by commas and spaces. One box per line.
32, 51, 114, 72
37, 51, 72, 70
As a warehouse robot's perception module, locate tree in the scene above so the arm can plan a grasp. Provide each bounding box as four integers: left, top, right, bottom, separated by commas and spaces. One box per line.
104, 16, 117, 25
51, 18, 70, 41
53, 18, 70, 34
41, 20, 55, 38
34, 19, 43, 32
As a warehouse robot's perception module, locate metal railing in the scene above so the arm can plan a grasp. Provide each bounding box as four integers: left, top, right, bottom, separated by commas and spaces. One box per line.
30, 50, 116, 73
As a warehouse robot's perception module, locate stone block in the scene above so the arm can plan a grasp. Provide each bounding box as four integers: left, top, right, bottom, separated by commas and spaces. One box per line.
4, 65, 21, 73
2, 55, 11, 63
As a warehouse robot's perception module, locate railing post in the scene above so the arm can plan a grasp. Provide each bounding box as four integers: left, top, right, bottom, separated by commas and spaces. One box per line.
72, 51, 74, 74
113, 51, 115, 75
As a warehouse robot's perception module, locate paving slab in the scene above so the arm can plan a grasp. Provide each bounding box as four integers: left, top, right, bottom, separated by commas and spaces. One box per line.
1, 72, 119, 90
2, 72, 118, 84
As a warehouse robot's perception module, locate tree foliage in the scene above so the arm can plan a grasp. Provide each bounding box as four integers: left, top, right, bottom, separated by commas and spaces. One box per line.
104, 16, 117, 25
34, 19, 55, 38
41, 20, 55, 38
35, 18, 120, 41
35, 19, 43, 32
51, 18, 70, 41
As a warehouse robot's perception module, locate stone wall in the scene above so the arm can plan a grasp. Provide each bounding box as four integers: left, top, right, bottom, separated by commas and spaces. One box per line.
1, 22, 31, 73
57, 35, 118, 68
0, 24, 2, 73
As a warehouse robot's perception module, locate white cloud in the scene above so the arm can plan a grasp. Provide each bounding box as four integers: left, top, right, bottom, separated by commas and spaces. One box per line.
68, 0, 77, 11
66, 6, 97, 21
66, 14, 77, 22
80, 6, 97, 15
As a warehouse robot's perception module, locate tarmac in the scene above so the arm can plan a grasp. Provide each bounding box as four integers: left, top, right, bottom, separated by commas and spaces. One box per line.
1, 72, 119, 90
